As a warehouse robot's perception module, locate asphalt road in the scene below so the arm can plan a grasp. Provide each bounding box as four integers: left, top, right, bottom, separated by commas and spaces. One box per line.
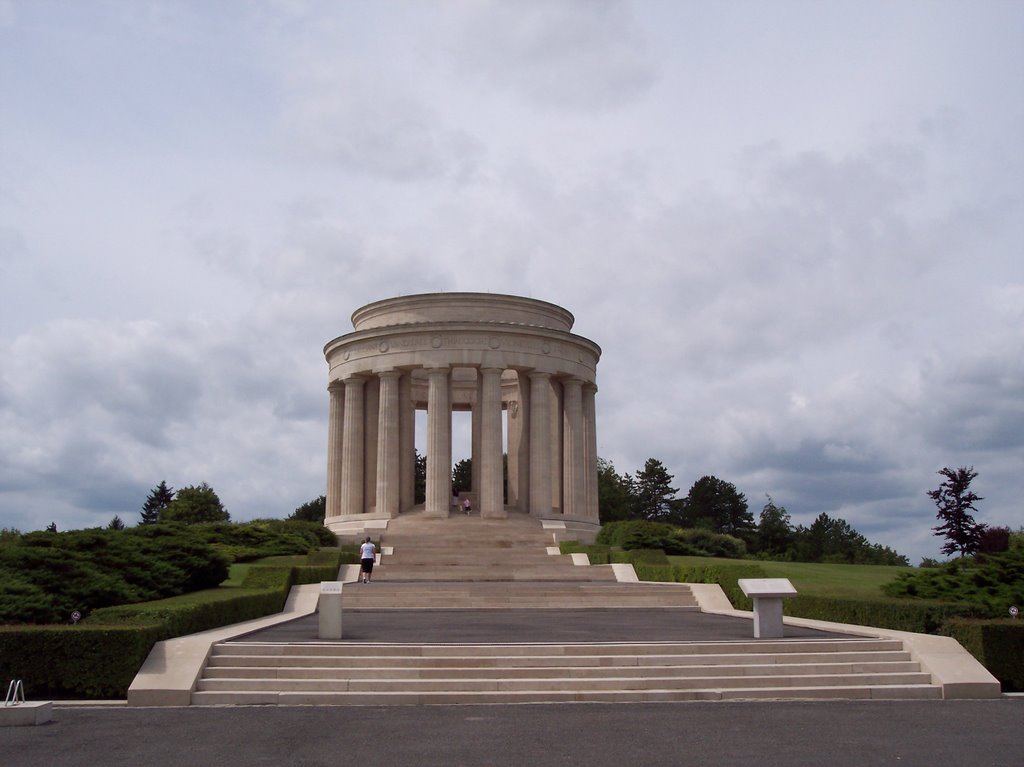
5, 699, 1022, 767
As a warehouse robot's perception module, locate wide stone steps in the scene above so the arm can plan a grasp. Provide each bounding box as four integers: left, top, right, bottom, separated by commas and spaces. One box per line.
341, 582, 698, 609
192, 639, 939, 704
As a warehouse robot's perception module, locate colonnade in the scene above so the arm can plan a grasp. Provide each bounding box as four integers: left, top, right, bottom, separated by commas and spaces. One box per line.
324, 367, 599, 520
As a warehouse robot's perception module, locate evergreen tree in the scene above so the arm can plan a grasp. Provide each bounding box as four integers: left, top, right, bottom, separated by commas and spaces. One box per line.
161, 482, 230, 524
596, 458, 634, 522
756, 496, 794, 556
452, 458, 473, 494
289, 495, 326, 522
629, 458, 679, 521
414, 450, 426, 505
679, 476, 754, 538
107, 515, 126, 530
141, 481, 175, 525
929, 466, 986, 557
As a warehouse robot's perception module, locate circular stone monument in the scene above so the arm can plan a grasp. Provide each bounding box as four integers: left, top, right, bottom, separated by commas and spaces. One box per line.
323, 292, 601, 539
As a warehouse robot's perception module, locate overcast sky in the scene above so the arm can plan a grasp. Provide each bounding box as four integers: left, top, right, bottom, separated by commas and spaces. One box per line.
1, 0, 1021, 563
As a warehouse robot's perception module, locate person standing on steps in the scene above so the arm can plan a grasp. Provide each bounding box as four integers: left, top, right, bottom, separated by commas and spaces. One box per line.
462, 497, 472, 515
359, 536, 377, 583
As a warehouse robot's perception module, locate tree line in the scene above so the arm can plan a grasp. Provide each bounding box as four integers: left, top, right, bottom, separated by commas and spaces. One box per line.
597, 457, 909, 566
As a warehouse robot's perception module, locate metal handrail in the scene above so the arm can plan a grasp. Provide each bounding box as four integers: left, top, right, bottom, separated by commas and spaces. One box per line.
4, 679, 25, 706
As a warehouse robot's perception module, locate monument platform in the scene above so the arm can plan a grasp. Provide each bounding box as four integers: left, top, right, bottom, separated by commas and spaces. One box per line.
129, 510, 1000, 705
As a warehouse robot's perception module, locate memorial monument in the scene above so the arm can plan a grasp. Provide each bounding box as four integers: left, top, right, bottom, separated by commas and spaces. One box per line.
323, 292, 601, 539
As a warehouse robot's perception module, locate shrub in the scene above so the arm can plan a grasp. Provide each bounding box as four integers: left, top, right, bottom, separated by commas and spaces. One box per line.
597, 520, 677, 550
668, 528, 747, 558
883, 547, 1024, 615
942, 619, 1024, 692
0, 549, 347, 699
0, 527, 229, 624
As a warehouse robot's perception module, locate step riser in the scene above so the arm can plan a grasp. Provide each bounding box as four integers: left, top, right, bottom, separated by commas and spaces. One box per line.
197, 671, 933, 693
204, 661, 924, 680
213, 640, 906, 657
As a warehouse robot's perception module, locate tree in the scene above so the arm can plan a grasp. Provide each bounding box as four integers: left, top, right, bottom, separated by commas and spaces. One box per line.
289, 495, 326, 522
596, 458, 634, 522
929, 466, 986, 557
414, 450, 426, 504
679, 476, 754, 538
160, 482, 230, 525
629, 458, 679, 521
756, 496, 793, 557
107, 515, 126, 530
140, 481, 175, 525
452, 458, 472, 494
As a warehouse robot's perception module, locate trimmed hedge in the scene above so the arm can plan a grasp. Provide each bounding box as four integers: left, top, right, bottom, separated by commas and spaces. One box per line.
942, 619, 1024, 691
0, 551, 346, 699
785, 595, 986, 634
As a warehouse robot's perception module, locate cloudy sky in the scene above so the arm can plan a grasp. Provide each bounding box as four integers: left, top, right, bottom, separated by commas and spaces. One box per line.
1, 0, 1021, 563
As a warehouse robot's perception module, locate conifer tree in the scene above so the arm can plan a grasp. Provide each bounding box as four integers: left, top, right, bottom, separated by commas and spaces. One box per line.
140, 480, 175, 525
929, 466, 986, 557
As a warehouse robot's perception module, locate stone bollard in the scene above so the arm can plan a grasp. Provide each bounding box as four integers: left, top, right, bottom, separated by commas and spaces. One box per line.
738, 578, 798, 639
318, 581, 343, 640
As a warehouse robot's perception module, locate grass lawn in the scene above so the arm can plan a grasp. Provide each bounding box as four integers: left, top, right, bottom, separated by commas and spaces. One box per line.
668, 555, 914, 600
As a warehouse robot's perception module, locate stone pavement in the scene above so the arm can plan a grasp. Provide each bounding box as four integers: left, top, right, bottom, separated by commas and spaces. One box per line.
5, 698, 1022, 767
230, 606, 853, 644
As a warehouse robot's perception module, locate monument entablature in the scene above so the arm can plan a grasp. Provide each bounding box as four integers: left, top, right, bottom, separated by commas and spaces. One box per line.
323, 292, 602, 539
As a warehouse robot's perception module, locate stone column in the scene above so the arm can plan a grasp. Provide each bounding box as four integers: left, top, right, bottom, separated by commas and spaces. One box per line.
512, 373, 530, 512
425, 366, 452, 517
375, 370, 400, 518
583, 382, 599, 522
562, 377, 585, 518
528, 371, 552, 517
340, 376, 365, 516
550, 377, 564, 512
325, 381, 345, 519
398, 373, 415, 512
471, 372, 482, 498
479, 367, 505, 518
363, 376, 379, 513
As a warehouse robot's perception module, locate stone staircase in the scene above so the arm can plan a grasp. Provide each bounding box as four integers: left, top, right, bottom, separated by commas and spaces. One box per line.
192, 638, 940, 704
187, 510, 944, 704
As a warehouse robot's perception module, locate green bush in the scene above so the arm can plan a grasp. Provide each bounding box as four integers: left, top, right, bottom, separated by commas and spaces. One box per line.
0, 624, 164, 699
674, 564, 769, 610
942, 619, 1024, 692
596, 520, 747, 558
611, 548, 670, 566
0, 549, 347, 699
785, 595, 986, 633
669, 528, 747, 558
882, 547, 1024, 615
0, 527, 229, 624
597, 520, 677, 550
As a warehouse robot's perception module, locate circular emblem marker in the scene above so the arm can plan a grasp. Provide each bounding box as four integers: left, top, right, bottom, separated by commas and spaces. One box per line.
431, 335, 443, 349
489, 336, 500, 349
378, 340, 389, 353
343, 351, 350, 360
541, 341, 551, 354
71, 610, 82, 623
1010, 606, 1019, 618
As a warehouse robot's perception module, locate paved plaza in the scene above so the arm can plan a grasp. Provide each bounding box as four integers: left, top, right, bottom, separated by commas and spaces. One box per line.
5, 698, 1022, 767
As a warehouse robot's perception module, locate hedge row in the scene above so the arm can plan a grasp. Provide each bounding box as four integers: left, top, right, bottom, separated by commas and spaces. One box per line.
630, 562, 985, 633
943, 619, 1024, 692
0, 551, 347, 699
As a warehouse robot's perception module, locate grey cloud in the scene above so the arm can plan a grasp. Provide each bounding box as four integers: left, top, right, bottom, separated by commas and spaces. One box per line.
280, 83, 484, 182
450, 0, 657, 111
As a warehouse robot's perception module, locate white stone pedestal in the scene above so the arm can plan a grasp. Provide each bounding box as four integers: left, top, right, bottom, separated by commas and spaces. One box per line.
318, 581, 343, 639
738, 578, 798, 639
